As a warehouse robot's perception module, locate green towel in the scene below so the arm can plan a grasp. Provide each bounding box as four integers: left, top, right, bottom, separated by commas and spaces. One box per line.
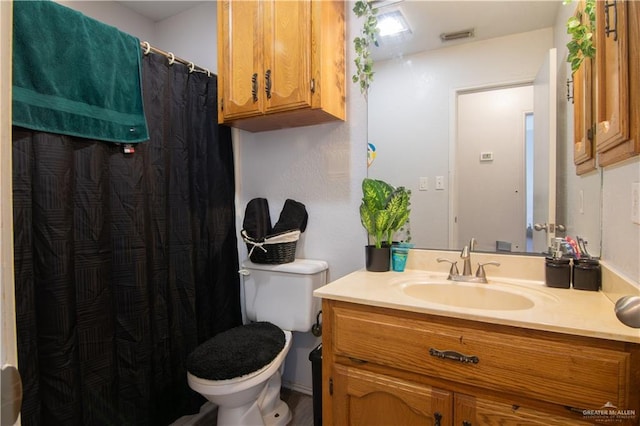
12, 0, 149, 143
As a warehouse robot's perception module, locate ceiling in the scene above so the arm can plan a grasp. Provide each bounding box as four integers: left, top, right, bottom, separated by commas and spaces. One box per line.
117, 0, 563, 61
116, 1, 204, 22
371, 1, 561, 61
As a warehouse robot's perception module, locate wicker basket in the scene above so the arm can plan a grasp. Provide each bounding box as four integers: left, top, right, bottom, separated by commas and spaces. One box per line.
242, 229, 300, 264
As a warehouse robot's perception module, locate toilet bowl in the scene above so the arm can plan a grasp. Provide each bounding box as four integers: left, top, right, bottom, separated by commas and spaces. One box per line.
186, 259, 328, 426
187, 327, 293, 426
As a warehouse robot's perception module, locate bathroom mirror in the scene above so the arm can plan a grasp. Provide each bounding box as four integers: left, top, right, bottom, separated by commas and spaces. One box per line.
367, 0, 602, 255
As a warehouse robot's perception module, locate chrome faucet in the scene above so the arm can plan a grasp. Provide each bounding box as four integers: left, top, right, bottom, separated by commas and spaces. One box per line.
460, 237, 477, 276
437, 238, 500, 283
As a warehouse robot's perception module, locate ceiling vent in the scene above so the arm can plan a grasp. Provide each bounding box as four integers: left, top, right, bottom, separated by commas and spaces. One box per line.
440, 29, 475, 42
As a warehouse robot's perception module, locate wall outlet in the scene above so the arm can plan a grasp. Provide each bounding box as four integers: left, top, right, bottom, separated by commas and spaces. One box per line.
435, 176, 445, 190
419, 177, 428, 191
632, 182, 640, 224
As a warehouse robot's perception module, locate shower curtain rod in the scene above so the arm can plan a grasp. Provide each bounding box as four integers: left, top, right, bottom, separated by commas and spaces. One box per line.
140, 41, 211, 77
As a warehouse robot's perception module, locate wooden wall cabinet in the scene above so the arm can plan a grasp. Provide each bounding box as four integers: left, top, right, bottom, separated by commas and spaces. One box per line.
573, 55, 596, 175
322, 300, 640, 425
217, 0, 345, 132
573, 0, 639, 171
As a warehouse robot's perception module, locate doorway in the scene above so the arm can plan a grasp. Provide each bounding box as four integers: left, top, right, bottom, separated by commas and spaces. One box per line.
454, 84, 534, 252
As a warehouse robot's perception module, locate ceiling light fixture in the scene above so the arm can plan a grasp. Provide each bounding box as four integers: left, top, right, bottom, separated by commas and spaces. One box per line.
377, 10, 412, 42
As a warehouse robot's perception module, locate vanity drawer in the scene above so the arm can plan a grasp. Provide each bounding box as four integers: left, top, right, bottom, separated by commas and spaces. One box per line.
331, 303, 632, 410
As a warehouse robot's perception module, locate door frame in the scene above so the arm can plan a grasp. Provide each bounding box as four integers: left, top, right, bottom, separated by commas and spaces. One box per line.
1, 1, 20, 424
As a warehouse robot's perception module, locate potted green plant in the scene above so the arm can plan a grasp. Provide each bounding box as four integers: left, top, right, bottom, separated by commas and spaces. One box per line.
360, 178, 411, 271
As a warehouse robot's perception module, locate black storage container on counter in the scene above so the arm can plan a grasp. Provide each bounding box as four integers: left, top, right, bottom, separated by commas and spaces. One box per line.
545, 257, 572, 288
573, 258, 601, 291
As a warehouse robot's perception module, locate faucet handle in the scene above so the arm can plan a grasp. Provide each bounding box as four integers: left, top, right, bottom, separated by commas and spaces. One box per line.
475, 261, 500, 280
437, 258, 459, 279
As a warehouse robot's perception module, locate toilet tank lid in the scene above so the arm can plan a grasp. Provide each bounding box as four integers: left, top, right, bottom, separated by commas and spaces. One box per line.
242, 259, 328, 275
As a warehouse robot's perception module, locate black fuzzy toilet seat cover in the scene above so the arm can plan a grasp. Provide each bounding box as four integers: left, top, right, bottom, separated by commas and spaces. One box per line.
186, 322, 285, 380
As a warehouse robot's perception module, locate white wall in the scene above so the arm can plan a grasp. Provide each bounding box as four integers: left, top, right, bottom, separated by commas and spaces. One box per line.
154, 3, 218, 73
369, 28, 553, 249
58, 1, 156, 43
601, 157, 640, 283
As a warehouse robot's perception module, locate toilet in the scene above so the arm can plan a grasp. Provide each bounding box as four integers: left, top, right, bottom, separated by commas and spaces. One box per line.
187, 258, 328, 426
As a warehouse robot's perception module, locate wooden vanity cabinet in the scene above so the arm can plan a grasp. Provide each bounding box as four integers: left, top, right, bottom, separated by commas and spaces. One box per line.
216, 0, 345, 132
322, 299, 640, 425
454, 393, 595, 425
332, 365, 452, 425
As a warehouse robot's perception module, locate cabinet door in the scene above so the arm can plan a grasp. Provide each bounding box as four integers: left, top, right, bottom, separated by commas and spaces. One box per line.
572, 1, 596, 174
332, 364, 452, 426
262, 0, 312, 113
454, 393, 595, 426
573, 57, 596, 174
218, 0, 264, 121
595, 0, 629, 156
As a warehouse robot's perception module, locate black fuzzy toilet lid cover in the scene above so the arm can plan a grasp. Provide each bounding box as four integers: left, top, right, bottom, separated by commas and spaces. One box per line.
186, 322, 285, 380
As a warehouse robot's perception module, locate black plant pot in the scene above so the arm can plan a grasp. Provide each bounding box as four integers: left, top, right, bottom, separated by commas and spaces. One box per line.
365, 245, 390, 272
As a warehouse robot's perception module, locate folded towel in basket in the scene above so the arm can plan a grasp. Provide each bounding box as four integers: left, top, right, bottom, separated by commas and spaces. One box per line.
272, 199, 308, 234
242, 198, 273, 240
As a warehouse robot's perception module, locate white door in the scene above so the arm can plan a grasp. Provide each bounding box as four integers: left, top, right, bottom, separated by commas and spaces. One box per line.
1, 1, 21, 425
532, 48, 558, 253
455, 85, 533, 252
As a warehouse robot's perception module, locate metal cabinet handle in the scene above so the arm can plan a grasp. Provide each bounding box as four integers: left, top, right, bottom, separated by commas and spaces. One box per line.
566, 78, 574, 103
251, 73, 258, 102
265, 69, 272, 99
604, 0, 618, 41
434, 412, 443, 426
429, 348, 479, 364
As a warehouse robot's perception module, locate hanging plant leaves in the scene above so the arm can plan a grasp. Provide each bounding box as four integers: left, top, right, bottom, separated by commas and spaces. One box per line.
352, 0, 378, 95
565, 0, 595, 74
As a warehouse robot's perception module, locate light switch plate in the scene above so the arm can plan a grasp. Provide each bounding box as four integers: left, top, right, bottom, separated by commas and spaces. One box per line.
419, 177, 428, 191
435, 176, 444, 190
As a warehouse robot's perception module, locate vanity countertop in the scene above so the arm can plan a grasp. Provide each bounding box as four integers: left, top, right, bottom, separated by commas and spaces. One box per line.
314, 268, 640, 344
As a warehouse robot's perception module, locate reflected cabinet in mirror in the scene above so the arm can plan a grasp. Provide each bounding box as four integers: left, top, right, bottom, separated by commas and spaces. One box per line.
366, 0, 602, 256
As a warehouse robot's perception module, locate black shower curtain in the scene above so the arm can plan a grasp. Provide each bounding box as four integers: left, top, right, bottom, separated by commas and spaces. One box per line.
12, 53, 242, 425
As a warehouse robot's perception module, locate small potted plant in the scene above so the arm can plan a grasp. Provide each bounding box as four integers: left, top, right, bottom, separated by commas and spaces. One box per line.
360, 178, 411, 271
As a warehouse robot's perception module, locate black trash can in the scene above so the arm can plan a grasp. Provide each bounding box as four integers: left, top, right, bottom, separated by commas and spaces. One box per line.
309, 343, 323, 426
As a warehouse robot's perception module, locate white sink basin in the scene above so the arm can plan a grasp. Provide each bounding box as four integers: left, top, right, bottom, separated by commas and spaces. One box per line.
396, 279, 557, 311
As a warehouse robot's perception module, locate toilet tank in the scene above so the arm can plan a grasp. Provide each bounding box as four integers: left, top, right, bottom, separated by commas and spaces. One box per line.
241, 259, 328, 332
